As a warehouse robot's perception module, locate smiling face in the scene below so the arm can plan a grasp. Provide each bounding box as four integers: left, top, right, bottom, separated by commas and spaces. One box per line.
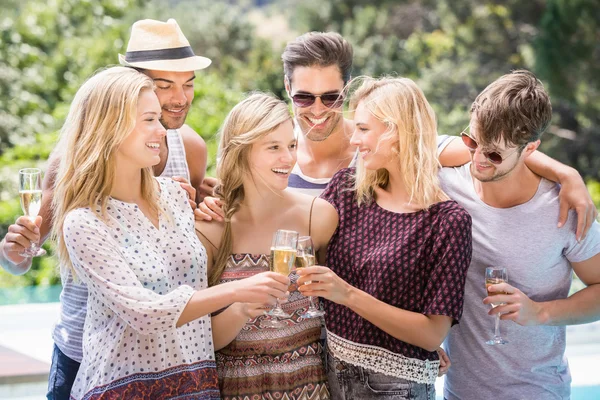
117, 89, 167, 169
246, 120, 297, 191
286, 65, 345, 142
350, 100, 397, 171
143, 69, 195, 130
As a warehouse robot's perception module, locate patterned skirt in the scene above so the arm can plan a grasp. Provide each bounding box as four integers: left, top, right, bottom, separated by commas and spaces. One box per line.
216, 254, 330, 400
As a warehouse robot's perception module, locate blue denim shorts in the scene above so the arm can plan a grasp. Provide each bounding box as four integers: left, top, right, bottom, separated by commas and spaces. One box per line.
46, 344, 80, 400
326, 352, 435, 400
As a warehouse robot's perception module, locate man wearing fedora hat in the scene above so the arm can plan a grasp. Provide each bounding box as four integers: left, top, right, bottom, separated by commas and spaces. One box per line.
119, 18, 211, 204
0, 18, 213, 400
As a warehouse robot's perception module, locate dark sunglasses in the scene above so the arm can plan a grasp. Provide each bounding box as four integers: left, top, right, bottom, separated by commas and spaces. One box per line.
291, 92, 345, 108
460, 126, 522, 165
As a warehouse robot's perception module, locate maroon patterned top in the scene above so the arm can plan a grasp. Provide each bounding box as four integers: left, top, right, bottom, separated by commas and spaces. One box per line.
320, 168, 472, 361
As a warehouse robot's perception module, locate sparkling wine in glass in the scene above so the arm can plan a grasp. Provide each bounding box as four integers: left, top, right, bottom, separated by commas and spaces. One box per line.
485, 267, 508, 345
260, 229, 298, 329
296, 236, 325, 319
18, 168, 46, 257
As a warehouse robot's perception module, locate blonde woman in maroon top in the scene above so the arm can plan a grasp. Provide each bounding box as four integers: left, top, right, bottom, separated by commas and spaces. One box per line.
297, 77, 473, 400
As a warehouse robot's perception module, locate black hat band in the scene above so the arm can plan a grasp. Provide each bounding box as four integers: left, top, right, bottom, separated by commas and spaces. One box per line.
125, 46, 195, 62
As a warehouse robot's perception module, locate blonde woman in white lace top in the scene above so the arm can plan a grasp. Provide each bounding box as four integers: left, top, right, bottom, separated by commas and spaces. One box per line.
51, 67, 289, 400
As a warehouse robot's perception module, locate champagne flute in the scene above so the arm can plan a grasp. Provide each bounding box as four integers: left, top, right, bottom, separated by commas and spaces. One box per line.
260, 229, 298, 329
296, 236, 325, 319
18, 168, 46, 257
485, 267, 508, 345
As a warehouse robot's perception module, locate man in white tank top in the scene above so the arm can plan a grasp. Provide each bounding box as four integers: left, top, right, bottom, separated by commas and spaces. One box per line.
0, 19, 210, 400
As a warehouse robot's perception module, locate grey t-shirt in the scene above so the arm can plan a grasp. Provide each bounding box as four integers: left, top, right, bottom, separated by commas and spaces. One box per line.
440, 164, 600, 400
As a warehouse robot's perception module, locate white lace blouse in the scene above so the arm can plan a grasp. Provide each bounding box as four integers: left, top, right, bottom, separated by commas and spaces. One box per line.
64, 178, 219, 400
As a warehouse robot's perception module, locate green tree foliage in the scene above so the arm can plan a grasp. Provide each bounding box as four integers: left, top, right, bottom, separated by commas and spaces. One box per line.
534, 0, 600, 180
0, 0, 145, 153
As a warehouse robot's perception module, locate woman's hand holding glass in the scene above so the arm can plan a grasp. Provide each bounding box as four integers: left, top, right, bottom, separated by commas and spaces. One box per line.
232, 270, 290, 306
260, 229, 298, 329
230, 301, 271, 321
296, 265, 352, 306
295, 236, 325, 318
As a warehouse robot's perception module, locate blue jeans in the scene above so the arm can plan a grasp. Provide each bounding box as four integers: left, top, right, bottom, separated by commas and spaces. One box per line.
46, 344, 80, 400
327, 352, 435, 400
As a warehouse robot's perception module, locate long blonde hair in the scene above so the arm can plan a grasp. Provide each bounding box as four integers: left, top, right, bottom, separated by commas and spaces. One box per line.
349, 76, 448, 209
52, 66, 157, 277
209, 93, 292, 286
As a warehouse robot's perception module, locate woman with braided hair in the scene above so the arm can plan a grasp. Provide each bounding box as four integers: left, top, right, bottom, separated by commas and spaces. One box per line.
195, 92, 338, 400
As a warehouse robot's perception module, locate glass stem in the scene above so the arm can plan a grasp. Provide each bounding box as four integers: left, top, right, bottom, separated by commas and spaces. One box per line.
27, 217, 38, 252
308, 296, 317, 310
494, 313, 501, 338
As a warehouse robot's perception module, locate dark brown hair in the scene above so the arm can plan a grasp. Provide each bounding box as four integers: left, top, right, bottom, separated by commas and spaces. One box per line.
282, 32, 353, 84
471, 70, 552, 148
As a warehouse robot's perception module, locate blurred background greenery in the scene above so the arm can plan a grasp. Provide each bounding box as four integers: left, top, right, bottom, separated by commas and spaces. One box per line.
1, 0, 599, 289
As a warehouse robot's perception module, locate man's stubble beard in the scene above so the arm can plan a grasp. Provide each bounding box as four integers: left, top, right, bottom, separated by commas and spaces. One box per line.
160, 105, 190, 130
470, 162, 518, 183
301, 112, 343, 143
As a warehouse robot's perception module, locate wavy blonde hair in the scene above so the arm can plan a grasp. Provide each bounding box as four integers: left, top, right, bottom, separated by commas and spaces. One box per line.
350, 76, 448, 209
208, 93, 292, 286
52, 66, 157, 277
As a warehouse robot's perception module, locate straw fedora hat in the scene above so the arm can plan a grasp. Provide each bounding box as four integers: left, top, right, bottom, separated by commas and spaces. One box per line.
119, 19, 211, 72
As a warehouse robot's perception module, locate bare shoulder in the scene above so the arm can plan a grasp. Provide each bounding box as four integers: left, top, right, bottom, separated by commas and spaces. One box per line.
179, 124, 207, 170
194, 218, 225, 251
179, 124, 207, 163
179, 124, 206, 149
311, 198, 339, 234
312, 198, 339, 252
312, 197, 338, 220
285, 190, 315, 212
285, 191, 338, 251
284, 191, 337, 220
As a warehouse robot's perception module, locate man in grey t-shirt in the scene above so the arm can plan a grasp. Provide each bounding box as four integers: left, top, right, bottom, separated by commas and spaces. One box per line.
440, 70, 600, 400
